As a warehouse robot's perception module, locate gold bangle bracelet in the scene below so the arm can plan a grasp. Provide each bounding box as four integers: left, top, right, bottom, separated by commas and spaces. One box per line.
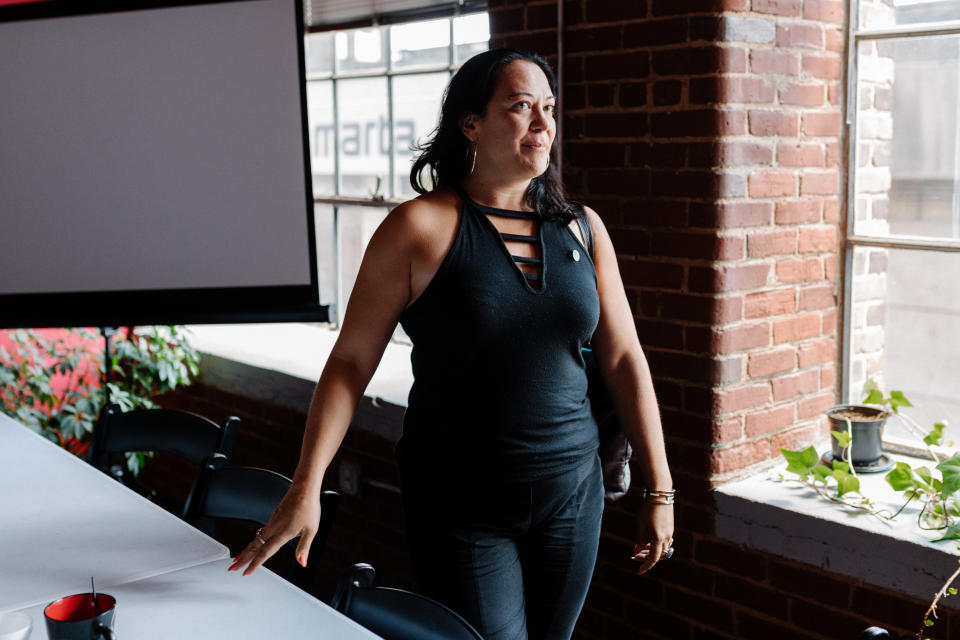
640, 489, 676, 504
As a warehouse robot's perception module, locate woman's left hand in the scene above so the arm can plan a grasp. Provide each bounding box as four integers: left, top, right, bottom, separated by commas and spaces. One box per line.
631, 502, 674, 575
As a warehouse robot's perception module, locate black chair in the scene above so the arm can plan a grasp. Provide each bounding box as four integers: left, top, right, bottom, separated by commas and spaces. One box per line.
184, 454, 340, 593
88, 402, 239, 517
332, 563, 485, 640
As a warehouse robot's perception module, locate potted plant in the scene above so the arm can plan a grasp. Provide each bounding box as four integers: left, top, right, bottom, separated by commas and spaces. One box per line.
825, 402, 892, 472
824, 382, 930, 473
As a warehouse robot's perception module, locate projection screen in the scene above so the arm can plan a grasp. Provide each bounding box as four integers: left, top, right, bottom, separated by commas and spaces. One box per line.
0, 0, 323, 327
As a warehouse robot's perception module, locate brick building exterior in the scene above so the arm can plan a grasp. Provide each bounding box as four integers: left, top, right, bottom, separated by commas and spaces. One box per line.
150, 2, 960, 638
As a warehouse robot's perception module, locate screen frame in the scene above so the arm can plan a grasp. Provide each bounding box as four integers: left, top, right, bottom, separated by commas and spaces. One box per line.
0, 0, 325, 328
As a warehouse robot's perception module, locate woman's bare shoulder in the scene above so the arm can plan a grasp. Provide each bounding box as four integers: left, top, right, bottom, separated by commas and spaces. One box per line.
384, 188, 461, 248
392, 187, 459, 225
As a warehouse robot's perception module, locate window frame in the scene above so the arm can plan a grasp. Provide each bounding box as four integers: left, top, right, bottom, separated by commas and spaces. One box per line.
304, 13, 487, 323
842, 5, 960, 443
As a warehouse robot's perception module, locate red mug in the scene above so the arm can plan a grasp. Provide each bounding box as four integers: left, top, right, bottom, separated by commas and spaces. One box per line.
44, 593, 117, 640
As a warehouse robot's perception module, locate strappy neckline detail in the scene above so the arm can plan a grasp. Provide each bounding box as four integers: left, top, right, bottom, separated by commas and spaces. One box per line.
454, 188, 539, 220
454, 184, 547, 294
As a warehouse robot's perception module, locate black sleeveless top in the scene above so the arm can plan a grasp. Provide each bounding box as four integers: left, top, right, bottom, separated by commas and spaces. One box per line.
396, 187, 601, 493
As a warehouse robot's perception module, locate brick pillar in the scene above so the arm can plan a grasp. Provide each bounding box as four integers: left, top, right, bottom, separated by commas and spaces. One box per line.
490, 1, 844, 480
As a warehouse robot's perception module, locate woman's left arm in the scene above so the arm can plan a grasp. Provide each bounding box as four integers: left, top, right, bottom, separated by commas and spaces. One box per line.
583, 206, 674, 574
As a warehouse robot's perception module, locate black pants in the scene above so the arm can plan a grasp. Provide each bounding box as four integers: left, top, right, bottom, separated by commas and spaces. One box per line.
402, 454, 604, 640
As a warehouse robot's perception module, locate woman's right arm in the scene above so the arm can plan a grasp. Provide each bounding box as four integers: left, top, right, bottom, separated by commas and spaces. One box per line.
229, 200, 426, 575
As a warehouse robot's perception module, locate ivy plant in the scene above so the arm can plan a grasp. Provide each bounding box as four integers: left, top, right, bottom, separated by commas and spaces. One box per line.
0, 326, 199, 473
779, 382, 959, 638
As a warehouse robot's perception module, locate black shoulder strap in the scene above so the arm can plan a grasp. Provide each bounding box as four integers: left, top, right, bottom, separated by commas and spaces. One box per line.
573, 205, 594, 259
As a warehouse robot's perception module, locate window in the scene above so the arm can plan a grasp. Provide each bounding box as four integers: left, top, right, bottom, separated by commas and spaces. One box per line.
304, 13, 489, 324
846, 0, 960, 446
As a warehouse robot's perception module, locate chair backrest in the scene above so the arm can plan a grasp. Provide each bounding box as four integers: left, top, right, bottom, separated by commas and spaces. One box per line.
185, 458, 340, 592
87, 403, 240, 517
332, 563, 484, 640
88, 403, 239, 468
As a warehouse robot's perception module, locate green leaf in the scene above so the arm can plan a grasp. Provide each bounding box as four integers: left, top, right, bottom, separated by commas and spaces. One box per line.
862, 388, 884, 405
812, 465, 832, 483
832, 430, 852, 448
915, 466, 934, 488
832, 469, 849, 488
949, 588, 957, 596
925, 422, 947, 447
933, 524, 960, 542
888, 390, 913, 413
832, 460, 850, 474
781, 446, 819, 477
886, 462, 915, 491
839, 475, 860, 496
937, 453, 960, 499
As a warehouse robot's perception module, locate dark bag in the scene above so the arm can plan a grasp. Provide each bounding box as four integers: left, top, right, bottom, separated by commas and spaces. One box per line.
574, 209, 633, 502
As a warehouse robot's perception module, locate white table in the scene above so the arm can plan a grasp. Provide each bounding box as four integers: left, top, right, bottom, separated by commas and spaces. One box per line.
0, 413, 229, 612
0, 413, 382, 638
11, 559, 382, 639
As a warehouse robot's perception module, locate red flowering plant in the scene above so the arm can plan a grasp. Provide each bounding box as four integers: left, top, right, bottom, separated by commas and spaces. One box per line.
0, 326, 199, 473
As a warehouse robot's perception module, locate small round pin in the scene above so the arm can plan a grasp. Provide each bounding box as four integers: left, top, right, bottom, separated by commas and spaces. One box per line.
571, 249, 581, 262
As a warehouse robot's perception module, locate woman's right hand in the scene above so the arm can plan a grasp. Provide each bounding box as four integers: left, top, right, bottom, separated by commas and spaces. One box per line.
228, 481, 321, 576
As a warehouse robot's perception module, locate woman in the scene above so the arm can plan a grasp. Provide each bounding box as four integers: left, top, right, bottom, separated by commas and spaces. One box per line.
230, 48, 673, 640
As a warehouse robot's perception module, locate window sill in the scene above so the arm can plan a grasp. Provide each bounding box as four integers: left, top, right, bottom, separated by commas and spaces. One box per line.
715, 450, 960, 606
184, 323, 412, 441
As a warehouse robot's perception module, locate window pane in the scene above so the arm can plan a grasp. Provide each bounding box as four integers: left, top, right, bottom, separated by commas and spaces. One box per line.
337, 77, 389, 197
861, 0, 960, 30
854, 35, 960, 239
305, 32, 333, 76
453, 12, 489, 64
306, 80, 335, 195
393, 72, 448, 198
848, 246, 960, 443
338, 206, 389, 311
390, 18, 450, 71
335, 28, 387, 74
314, 203, 335, 307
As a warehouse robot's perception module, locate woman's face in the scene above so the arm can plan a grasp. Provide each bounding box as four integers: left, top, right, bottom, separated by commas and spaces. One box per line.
464, 60, 557, 181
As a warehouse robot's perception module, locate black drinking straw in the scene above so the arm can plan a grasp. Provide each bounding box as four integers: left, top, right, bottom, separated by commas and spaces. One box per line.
91, 576, 99, 616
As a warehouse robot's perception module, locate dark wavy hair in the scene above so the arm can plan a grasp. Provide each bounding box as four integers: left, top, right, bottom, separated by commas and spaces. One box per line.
409, 48, 577, 222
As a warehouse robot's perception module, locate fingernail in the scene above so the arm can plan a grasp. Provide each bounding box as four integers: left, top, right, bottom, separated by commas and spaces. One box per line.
633, 543, 641, 555
242, 568, 252, 576
299, 555, 307, 568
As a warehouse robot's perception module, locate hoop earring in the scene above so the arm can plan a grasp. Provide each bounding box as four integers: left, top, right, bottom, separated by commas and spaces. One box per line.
466, 141, 478, 176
